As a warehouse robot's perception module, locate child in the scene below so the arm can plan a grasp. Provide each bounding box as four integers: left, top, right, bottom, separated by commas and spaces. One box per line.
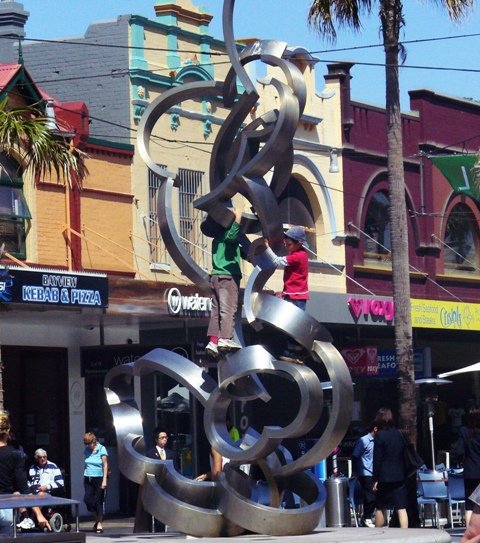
261, 225, 309, 363
205, 208, 243, 358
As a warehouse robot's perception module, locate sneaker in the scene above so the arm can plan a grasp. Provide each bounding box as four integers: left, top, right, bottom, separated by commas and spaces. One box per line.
279, 355, 304, 365
205, 341, 219, 358
217, 338, 242, 351
16, 517, 35, 530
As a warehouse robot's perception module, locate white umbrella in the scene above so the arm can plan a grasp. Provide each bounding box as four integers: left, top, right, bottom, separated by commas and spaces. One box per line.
438, 362, 480, 378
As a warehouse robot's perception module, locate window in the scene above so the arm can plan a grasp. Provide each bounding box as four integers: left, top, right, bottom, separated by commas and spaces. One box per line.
147, 167, 170, 266
444, 203, 479, 273
364, 191, 391, 263
278, 176, 317, 257
147, 167, 208, 271
177, 168, 208, 271
0, 155, 31, 258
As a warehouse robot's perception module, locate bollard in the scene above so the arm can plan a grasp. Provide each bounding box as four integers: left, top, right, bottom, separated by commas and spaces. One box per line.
324, 476, 351, 527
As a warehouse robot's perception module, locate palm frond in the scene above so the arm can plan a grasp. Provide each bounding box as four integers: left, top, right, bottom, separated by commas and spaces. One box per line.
0, 98, 88, 188
436, 0, 474, 19
308, 0, 374, 41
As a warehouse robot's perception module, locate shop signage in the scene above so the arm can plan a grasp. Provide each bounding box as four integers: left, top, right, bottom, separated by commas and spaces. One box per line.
81, 344, 192, 376
347, 297, 395, 323
377, 348, 425, 378
81, 345, 151, 376
411, 299, 480, 331
340, 346, 379, 377
0, 267, 108, 308
341, 346, 425, 379
166, 287, 211, 316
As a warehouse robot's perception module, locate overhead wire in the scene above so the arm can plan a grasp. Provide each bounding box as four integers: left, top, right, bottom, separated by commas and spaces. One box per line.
348, 222, 464, 302
5, 77, 479, 298
5, 75, 480, 207
431, 234, 480, 274
1, 30, 478, 61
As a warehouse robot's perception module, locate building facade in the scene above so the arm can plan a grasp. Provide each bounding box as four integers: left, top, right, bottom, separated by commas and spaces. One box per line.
0, 0, 349, 513
326, 62, 480, 462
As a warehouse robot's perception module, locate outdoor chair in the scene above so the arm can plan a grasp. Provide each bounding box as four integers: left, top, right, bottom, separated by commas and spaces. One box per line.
417, 470, 449, 528
347, 477, 364, 527
447, 470, 466, 527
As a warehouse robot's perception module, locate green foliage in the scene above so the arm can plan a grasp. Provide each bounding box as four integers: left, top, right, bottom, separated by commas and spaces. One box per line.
0, 98, 88, 187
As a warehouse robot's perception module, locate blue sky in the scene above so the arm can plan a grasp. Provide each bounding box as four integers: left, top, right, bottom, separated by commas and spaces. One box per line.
18, 0, 480, 110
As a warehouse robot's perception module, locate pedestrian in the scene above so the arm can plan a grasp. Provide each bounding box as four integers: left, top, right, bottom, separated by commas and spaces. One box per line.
204, 207, 243, 358
351, 423, 377, 527
195, 447, 225, 481
372, 407, 408, 528
15, 448, 65, 530
146, 429, 178, 466
145, 429, 178, 532
461, 490, 480, 542
455, 405, 480, 526
0, 411, 50, 533
83, 432, 108, 534
260, 225, 310, 363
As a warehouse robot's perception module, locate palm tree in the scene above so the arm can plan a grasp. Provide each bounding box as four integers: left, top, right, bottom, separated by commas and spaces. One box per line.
0, 98, 88, 186
0, 99, 88, 409
308, 0, 472, 442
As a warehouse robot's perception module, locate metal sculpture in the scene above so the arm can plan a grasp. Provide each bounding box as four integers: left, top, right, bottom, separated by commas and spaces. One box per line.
105, 0, 353, 536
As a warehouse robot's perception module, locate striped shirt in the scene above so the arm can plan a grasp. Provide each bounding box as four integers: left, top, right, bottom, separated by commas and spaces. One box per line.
28, 461, 64, 492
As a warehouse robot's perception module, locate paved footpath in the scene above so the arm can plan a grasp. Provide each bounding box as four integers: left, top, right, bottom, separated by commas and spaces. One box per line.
80, 518, 457, 543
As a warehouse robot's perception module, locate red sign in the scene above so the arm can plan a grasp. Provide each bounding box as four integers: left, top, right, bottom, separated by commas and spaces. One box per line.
341, 346, 379, 376
347, 297, 394, 323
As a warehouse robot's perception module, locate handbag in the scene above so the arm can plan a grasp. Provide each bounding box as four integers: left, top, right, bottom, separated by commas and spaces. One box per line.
401, 431, 424, 477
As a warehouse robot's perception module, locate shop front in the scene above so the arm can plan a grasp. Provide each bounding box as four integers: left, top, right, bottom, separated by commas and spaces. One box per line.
307, 292, 480, 464
0, 266, 108, 502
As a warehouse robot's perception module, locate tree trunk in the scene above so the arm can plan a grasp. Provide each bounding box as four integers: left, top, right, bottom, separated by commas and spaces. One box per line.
0, 343, 4, 411
382, 0, 417, 444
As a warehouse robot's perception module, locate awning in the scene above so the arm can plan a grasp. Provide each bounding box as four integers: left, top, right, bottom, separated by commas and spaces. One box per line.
438, 362, 480, 378
429, 154, 478, 200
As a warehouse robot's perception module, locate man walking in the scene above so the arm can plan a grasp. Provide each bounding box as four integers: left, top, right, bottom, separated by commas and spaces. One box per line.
351, 424, 377, 527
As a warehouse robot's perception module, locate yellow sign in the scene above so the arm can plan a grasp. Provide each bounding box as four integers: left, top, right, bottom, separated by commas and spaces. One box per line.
411, 299, 480, 331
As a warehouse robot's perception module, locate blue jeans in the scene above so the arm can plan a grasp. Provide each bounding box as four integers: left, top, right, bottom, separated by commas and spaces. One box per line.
0, 508, 13, 534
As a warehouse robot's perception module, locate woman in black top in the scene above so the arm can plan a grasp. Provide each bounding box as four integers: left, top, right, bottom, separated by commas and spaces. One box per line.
0, 411, 50, 532
455, 406, 480, 526
372, 407, 408, 528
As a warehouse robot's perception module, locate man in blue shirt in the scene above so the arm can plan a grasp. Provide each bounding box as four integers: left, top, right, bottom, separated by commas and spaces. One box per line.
351, 424, 377, 527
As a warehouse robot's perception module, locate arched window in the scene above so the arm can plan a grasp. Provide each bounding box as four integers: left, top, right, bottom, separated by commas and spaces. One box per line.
278, 176, 317, 256
364, 191, 391, 261
0, 154, 31, 258
444, 203, 479, 273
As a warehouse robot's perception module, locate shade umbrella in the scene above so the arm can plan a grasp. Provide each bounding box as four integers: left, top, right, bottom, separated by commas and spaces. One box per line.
415, 378, 451, 469
438, 362, 480, 378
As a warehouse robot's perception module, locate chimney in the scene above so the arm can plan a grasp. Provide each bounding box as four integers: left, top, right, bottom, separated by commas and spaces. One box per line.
0, 1, 29, 39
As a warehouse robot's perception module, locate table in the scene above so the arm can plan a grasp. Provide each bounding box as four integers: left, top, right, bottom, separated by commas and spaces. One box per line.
0, 494, 82, 540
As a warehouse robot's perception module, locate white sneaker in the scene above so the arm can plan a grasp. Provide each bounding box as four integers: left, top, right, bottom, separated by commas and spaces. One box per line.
218, 338, 242, 350
16, 517, 35, 530
205, 341, 219, 358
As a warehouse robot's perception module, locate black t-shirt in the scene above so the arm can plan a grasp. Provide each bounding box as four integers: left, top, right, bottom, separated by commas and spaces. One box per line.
0, 445, 29, 494
456, 427, 480, 479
